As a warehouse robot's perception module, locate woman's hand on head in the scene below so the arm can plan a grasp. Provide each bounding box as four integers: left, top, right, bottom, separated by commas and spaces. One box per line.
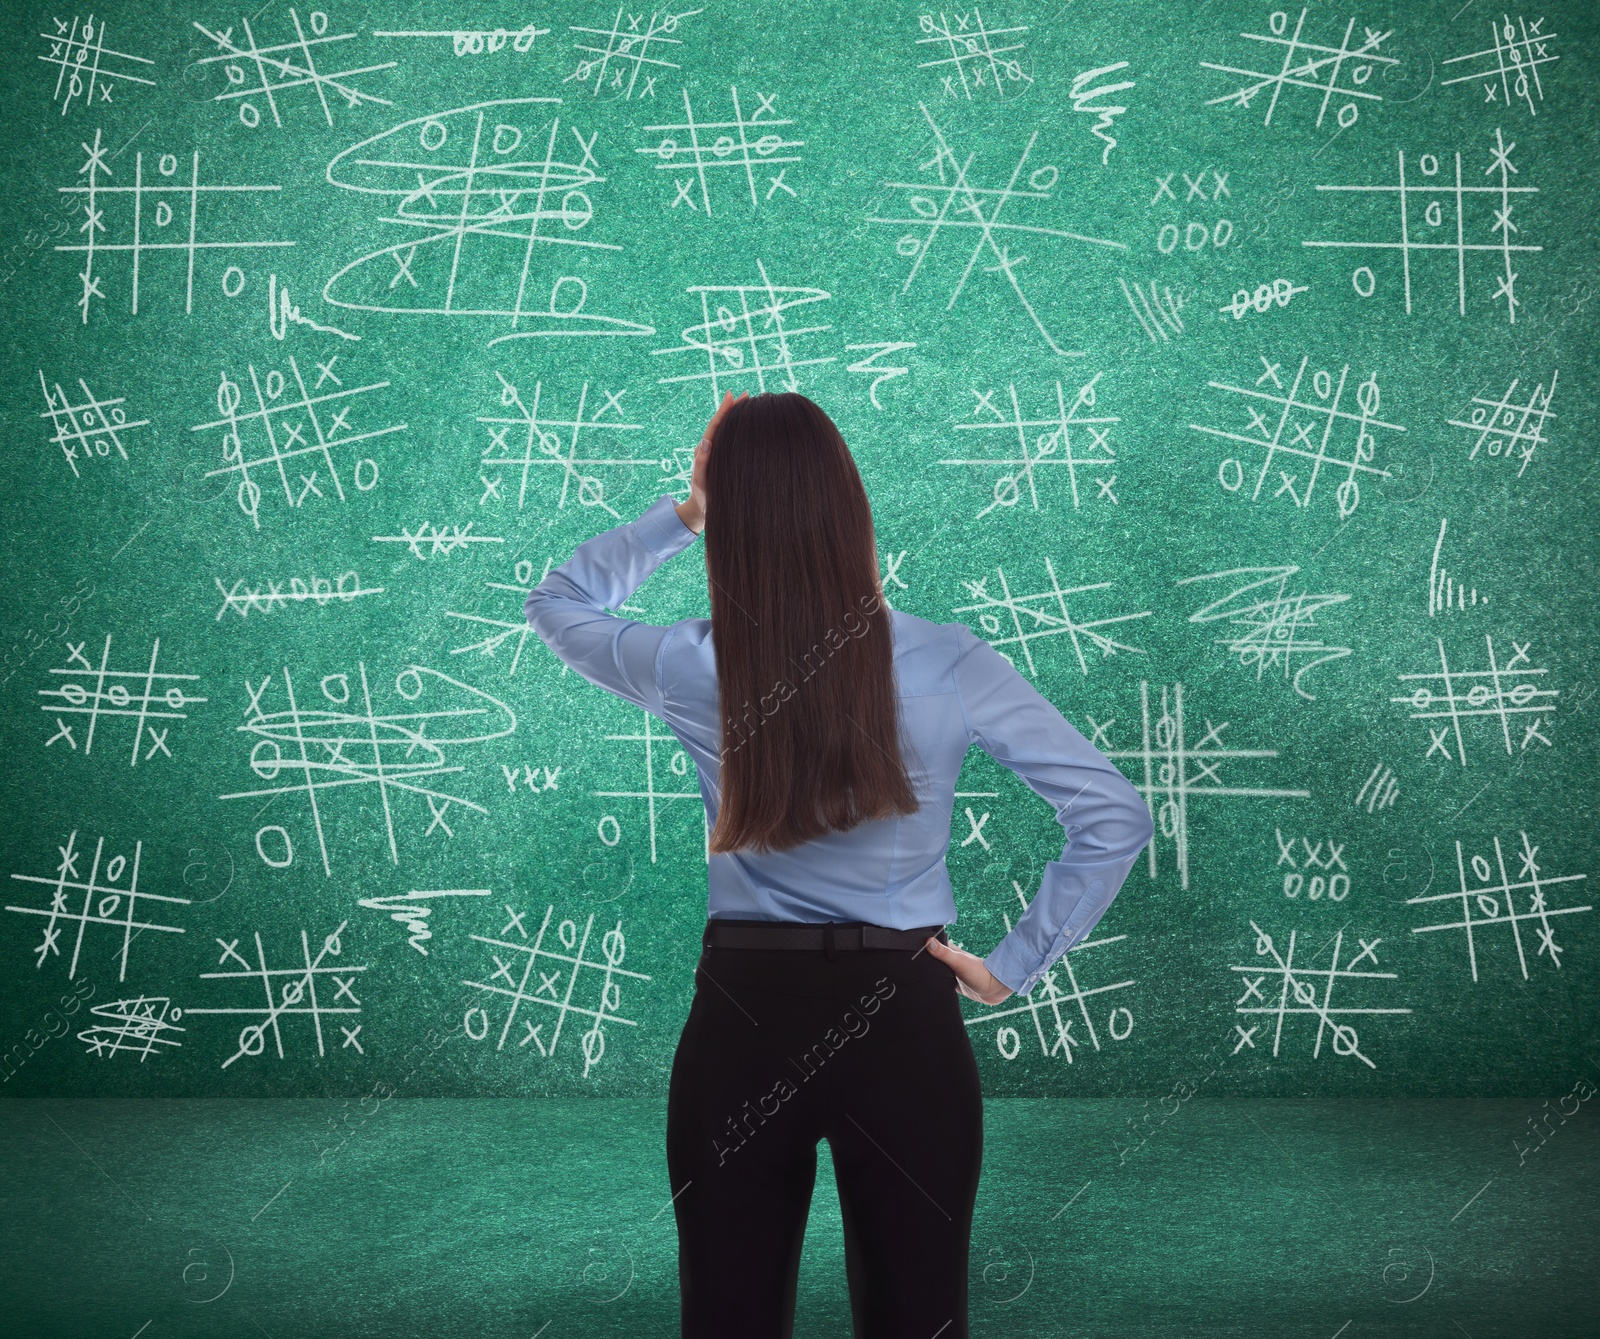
677, 391, 748, 534
923, 936, 1013, 1005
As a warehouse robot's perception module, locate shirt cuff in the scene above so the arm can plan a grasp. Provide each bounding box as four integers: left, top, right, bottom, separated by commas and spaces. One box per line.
985, 936, 1066, 997
634, 493, 700, 559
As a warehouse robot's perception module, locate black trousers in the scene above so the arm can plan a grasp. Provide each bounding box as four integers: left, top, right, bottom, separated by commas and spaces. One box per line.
666, 920, 985, 1338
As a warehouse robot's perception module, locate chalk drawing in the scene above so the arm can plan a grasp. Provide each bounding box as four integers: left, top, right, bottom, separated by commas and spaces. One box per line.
955, 559, 1149, 675
1202, 9, 1397, 130
943, 375, 1121, 513
372, 523, 504, 559
1190, 353, 1404, 518
1220, 277, 1308, 319
39, 14, 154, 115
1090, 683, 1309, 889
1303, 127, 1542, 322
967, 883, 1133, 1062
1230, 919, 1410, 1069
1442, 15, 1557, 116
356, 888, 491, 955
1070, 62, 1135, 164
1392, 636, 1557, 765
916, 9, 1032, 99
1411, 830, 1590, 981
1177, 567, 1351, 700
6, 829, 190, 981
56, 130, 291, 324
39, 634, 205, 765
638, 87, 802, 215
215, 571, 384, 620
594, 706, 706, 863
845, 342, 916, 410
193, 354, 406, 530
566, 5, 703, 98
373, 22, 550, 57
78, 996, 186, 1059
219, 664, 517, 876
1447, 369, 1556, 478
652, 259, 834, 400
192, 8, 394, 128
479, 371, 651, 515
463, 904, 651, 1077
445, 559, 547, 677
38, 369, 149, 477
187, 920, 366, 1068
322, 99, 654, 346
867, 103, 1126, 357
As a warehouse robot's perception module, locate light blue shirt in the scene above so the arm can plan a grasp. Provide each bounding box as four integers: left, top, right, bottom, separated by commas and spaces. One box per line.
524, 494, 1154, 996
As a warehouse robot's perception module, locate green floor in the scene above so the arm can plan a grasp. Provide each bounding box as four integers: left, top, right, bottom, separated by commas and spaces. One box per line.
3, 1098, 1596, 1337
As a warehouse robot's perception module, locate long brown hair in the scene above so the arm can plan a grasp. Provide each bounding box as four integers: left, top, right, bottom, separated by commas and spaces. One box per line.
702, 392, 919, 854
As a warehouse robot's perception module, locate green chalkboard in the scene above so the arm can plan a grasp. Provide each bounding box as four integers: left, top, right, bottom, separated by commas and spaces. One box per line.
2, 0, 1595, 1099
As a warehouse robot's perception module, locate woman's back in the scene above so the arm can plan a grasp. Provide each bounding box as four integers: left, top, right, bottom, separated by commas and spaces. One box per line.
525, 492, 1153, 998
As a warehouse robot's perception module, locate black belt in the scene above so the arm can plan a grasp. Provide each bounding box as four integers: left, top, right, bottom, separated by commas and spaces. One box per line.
703, 919, 947, 957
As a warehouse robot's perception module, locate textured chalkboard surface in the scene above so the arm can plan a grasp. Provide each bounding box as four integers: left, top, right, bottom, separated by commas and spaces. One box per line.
2, 0, 1595, 1099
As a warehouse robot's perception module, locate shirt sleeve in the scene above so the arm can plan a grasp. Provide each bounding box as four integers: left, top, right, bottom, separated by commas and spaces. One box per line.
523, 494, 700, 716
953, 625, 1155, 997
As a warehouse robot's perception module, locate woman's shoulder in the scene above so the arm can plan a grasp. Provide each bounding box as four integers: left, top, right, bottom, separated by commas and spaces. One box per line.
887, 607, 975, 691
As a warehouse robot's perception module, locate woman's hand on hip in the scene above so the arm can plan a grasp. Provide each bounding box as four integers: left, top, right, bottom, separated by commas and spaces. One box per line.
923, 936, 1013, 1005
